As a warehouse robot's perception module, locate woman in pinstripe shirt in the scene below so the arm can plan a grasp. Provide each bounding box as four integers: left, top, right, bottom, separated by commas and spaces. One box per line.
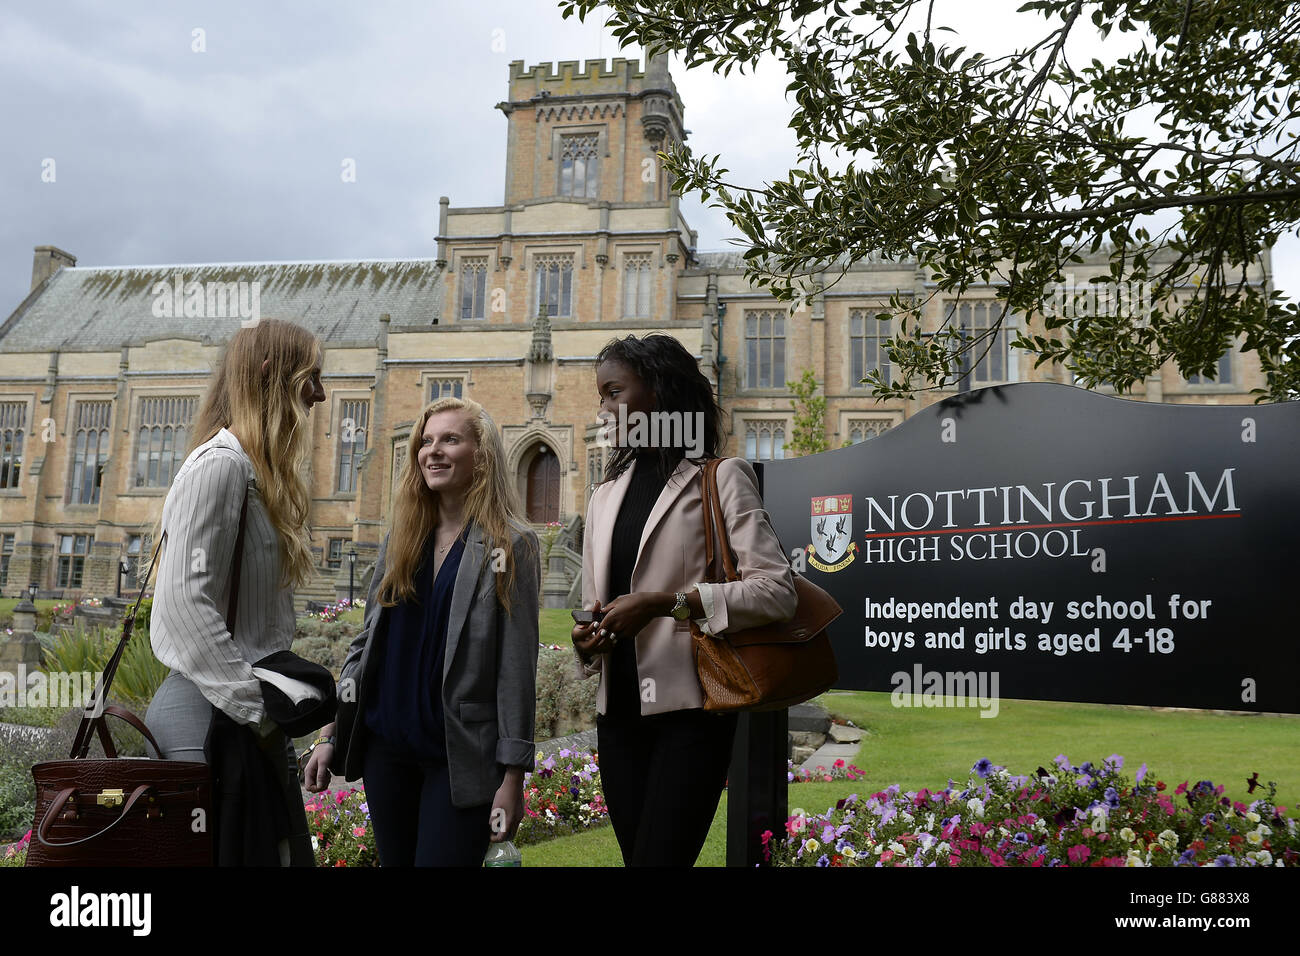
145, 318, 326, 866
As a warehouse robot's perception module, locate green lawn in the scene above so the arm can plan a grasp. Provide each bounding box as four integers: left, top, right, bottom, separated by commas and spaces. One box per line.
539, 608, 576, 646
520, 690, 1300, 867
0, 598, 64, 617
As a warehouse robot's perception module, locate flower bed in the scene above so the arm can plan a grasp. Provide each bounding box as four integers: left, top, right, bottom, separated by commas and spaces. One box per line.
0, 830, 30, 866
517, 748, 608, 845
789, 758, 865, 784
768, 755, 1298, 867
303, 748, 609, 865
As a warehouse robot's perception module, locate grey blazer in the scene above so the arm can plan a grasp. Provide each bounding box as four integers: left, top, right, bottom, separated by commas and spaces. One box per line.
331, 521, 540, 808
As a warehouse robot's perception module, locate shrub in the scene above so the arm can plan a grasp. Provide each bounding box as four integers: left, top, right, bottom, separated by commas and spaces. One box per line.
0, 723, 67, 843
534, 646, 597, 740
291, 619, 360, 677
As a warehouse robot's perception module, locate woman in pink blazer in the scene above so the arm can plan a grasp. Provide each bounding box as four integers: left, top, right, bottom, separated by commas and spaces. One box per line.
572, 333, 797, 866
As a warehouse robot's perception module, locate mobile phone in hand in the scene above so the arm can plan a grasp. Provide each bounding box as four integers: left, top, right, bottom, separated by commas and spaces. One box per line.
571, 609, 605, 625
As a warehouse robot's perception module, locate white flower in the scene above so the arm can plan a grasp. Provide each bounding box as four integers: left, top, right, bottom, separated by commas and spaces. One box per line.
804, 838, 820, 853
889, 841, 905, 855
936, 842, 951, 855
311, 835, 319, 852
1157, 829, 1178, 849
1253, 850, 1273, 866
1126, 851, 1144, 867
1247, 830, 1263, 845
1246, 811, 1261, 823
842, 846, 858, 859
1119, 827, 1136, 842
1257, 823, 1272, 837
901, 811, 914, 824
966, 797, 985, 818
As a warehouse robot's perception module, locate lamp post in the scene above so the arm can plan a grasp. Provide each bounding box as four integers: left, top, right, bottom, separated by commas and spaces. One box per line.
347, 547, 357, 606
27, 582, 37, 603
117, 558, 129, 598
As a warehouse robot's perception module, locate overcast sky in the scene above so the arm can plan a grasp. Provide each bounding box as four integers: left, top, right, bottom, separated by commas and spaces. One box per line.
2, 0, 1295, 317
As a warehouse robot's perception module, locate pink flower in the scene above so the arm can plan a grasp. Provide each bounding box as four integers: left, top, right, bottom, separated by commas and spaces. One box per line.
1067, 845, 1091, 863
352, 826, 365, 837
880, 850, 894, 862
335, 791, 347, 805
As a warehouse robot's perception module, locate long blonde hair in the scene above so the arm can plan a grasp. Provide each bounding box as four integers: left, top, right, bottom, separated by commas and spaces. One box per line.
379, 397, 534, 611
187, 318, 319, 589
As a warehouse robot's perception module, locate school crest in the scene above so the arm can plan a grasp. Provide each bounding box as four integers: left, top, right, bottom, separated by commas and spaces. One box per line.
808, 494, 856, 572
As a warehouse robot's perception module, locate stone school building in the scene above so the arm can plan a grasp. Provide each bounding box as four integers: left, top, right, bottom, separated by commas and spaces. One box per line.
0, 55, 1269, 607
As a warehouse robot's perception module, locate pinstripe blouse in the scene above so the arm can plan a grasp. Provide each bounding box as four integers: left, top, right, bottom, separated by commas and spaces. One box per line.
149, 427, 296, 728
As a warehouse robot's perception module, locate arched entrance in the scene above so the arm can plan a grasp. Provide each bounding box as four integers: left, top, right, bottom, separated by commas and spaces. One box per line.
524, 444, 560, 523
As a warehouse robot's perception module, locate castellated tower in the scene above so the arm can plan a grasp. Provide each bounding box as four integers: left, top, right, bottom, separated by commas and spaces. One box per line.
496, 54, 686, 205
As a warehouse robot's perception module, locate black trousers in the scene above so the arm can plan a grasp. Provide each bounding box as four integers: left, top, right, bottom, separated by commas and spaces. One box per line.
596, 708, 738, 866
362, 732, 492, 866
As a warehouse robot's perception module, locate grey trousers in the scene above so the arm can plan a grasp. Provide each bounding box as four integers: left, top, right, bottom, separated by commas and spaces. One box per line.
146, 670, 314, 866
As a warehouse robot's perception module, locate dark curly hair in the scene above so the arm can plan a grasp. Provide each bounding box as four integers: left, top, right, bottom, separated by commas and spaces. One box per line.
595, 333, 723, 484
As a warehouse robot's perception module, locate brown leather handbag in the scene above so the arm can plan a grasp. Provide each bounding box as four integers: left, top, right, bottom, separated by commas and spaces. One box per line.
691, 458, 842, 712
25, 495, 246, 866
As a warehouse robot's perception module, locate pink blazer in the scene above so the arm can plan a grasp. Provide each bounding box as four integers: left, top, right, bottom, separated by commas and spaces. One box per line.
578, 456, 798, 715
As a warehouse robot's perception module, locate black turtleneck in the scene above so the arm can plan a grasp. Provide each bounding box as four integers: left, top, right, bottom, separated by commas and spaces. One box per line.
604, 453, 669, 717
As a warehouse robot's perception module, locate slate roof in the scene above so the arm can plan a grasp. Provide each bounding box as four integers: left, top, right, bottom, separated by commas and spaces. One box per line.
0, 258, 444, 352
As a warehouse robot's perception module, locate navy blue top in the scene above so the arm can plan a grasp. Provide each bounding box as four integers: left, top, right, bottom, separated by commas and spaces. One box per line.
364, 527, 467, 760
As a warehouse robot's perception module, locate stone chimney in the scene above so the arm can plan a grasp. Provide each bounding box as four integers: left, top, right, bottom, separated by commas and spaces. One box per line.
31, 245, 76, 291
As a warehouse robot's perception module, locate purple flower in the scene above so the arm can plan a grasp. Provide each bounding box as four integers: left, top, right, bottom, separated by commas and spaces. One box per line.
1136, 763, 1147, 784
1201, 812, 1216, 827
816, 854, 830, 867
1053, 754, 1071, 769
1079, 761, 1094, 777
1176, 848, 1197, 866
822, 825, 836, 843
1104, 787, 1120, 809
1013, 832, 1029, 844
973, 758, 993, 778
1212, 855, 1236, 867
1105, 754, 1124, 771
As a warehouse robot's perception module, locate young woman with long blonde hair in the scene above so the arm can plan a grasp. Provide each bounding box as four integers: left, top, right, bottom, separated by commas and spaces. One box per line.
307, 396, 540, 866
146, 317, 326, 866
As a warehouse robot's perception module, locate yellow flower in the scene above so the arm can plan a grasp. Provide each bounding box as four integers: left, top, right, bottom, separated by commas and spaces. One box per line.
804, 838, 820, 853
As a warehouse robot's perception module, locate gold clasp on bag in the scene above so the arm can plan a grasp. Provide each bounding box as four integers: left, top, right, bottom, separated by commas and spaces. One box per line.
96, 788, 125, 807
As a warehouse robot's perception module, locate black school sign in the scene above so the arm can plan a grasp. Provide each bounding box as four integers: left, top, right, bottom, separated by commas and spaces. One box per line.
759, 383, 1300, 715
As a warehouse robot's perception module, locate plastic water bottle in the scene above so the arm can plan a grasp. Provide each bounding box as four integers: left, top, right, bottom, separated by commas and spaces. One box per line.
484, 841, 521, 867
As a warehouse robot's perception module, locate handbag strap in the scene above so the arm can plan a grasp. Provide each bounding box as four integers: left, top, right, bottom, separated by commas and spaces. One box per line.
699, 458, 742, 585
70, 486, 249, 760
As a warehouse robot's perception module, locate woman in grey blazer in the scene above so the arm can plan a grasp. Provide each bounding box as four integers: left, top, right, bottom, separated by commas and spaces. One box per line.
146, 318, 326, 866
307, 397, 540, 866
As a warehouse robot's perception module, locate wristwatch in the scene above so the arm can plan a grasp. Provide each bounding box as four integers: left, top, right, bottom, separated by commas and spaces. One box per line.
670, 590, 692, 621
